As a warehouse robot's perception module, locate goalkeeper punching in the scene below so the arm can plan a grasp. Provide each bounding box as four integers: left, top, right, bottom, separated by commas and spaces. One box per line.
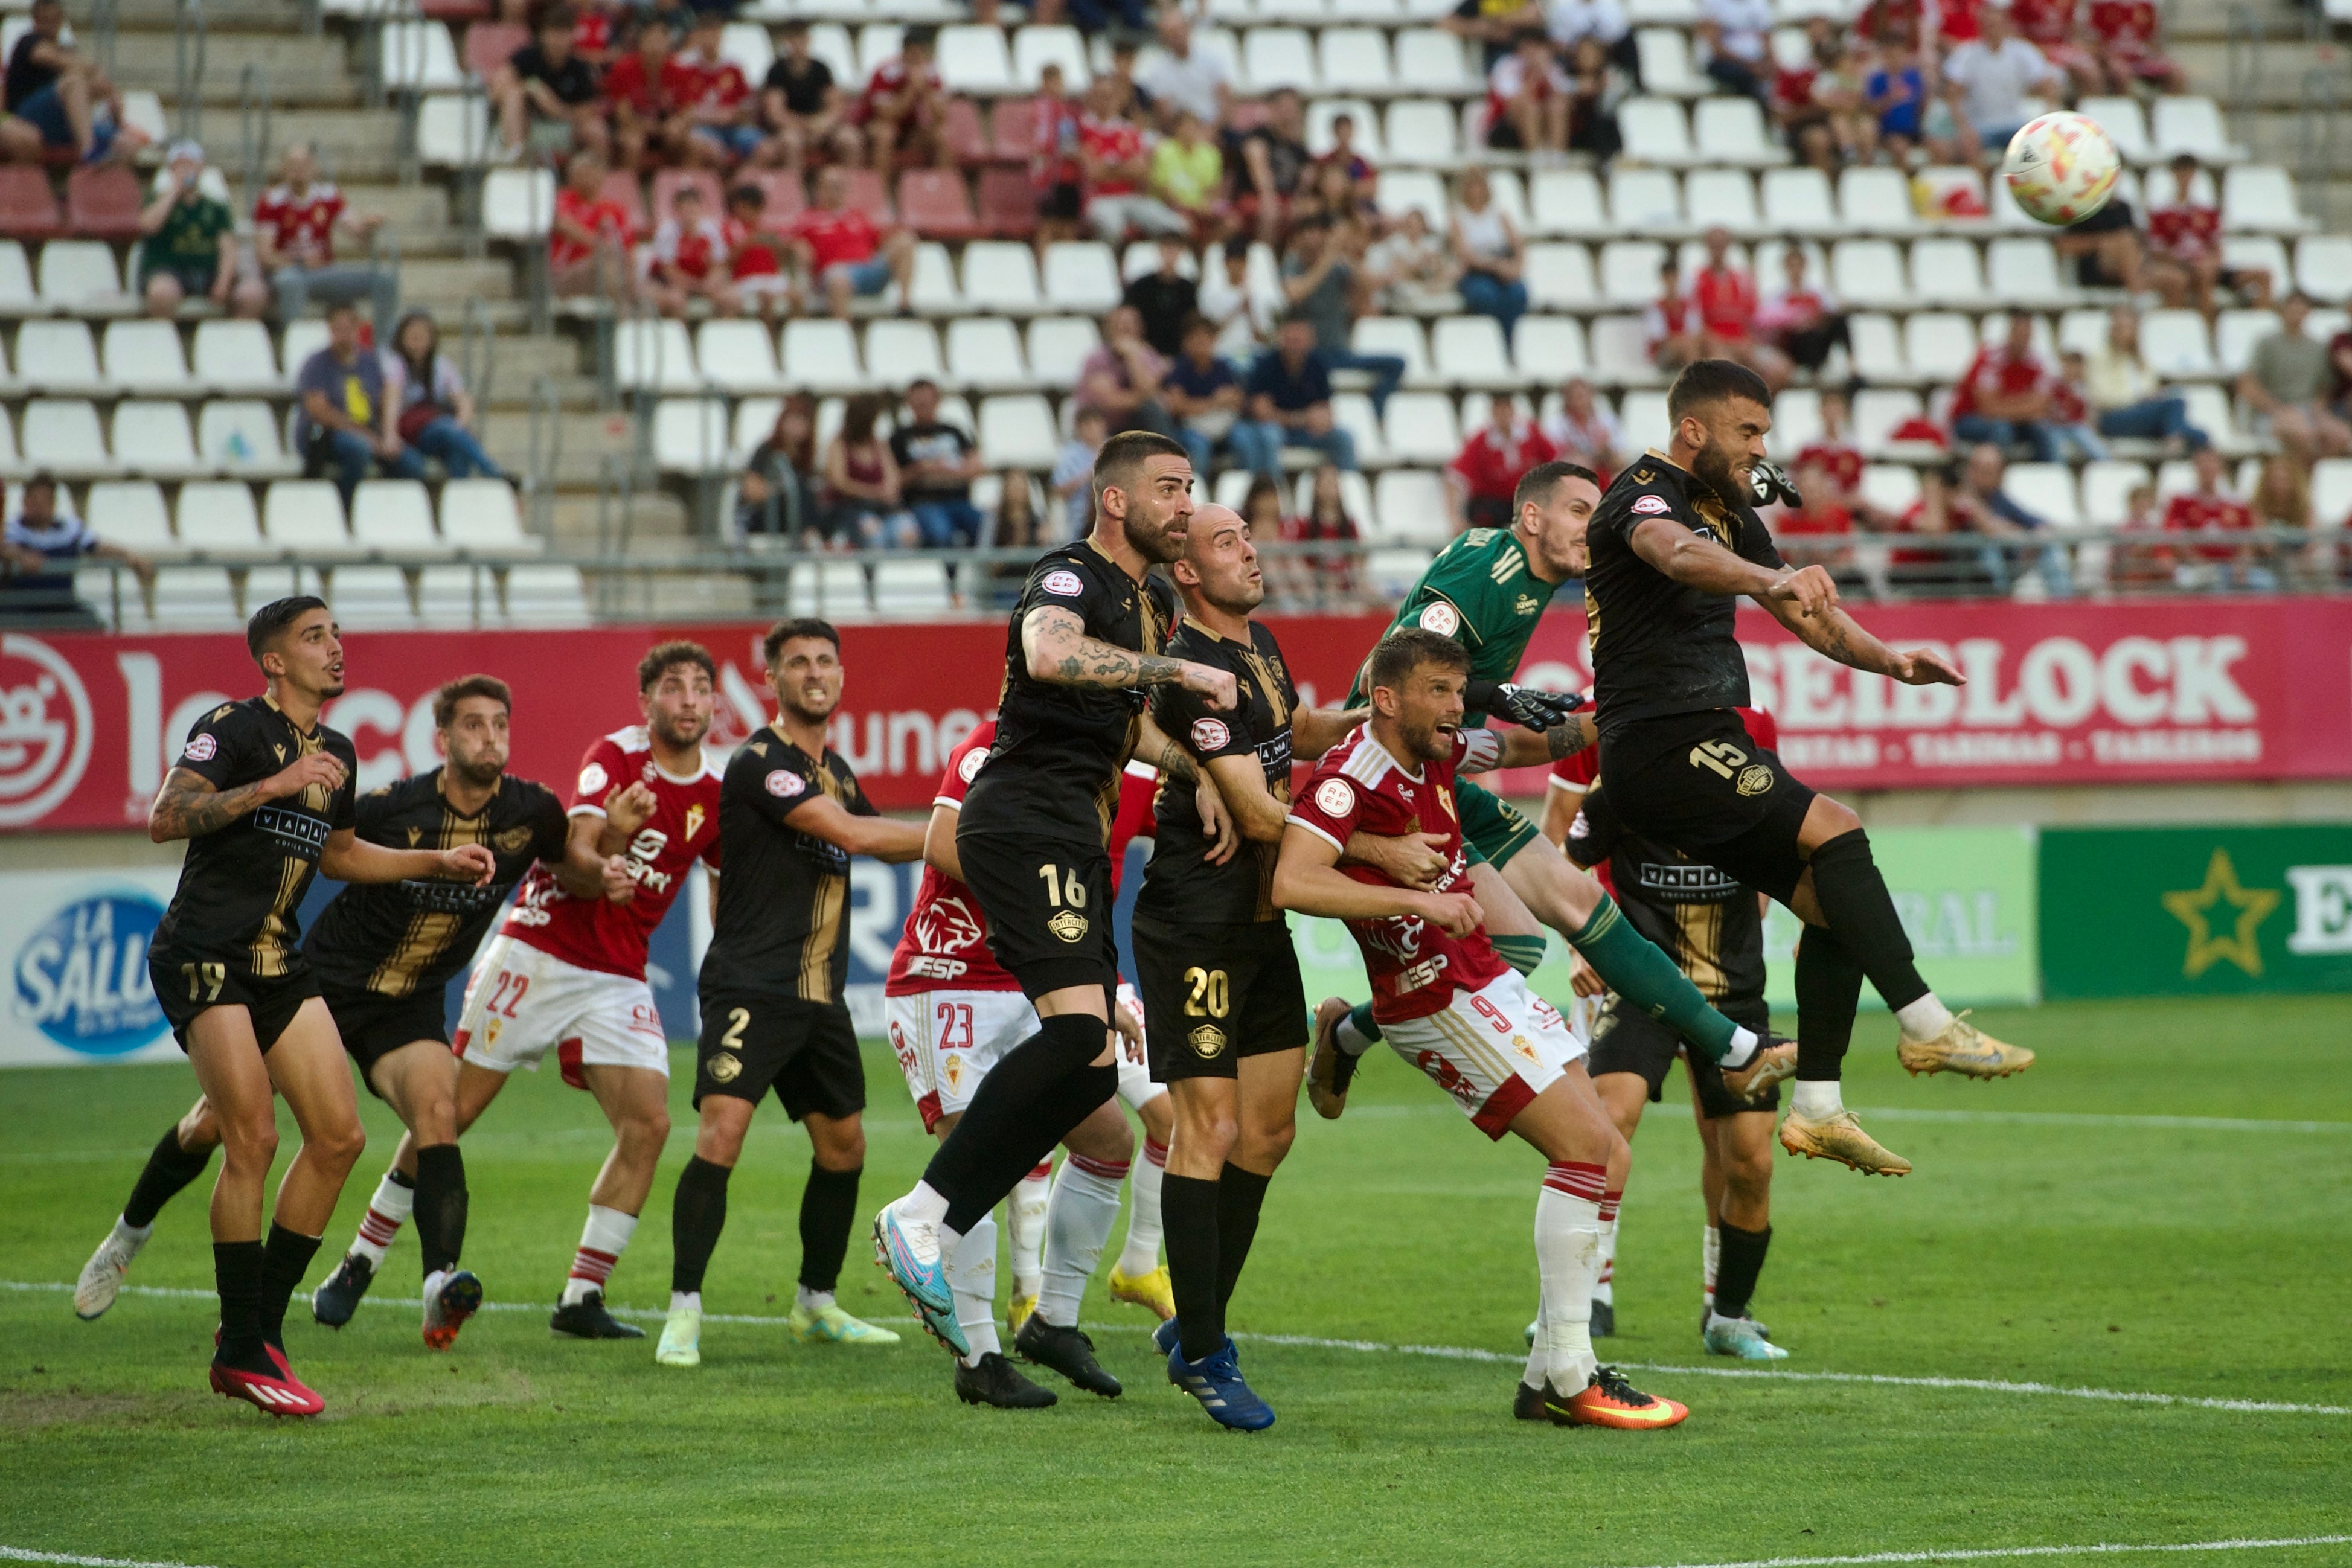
1309, 459, 1796, 1120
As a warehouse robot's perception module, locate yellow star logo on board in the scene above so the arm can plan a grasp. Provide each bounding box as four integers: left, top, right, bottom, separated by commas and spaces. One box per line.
2160, 848, 2280, 979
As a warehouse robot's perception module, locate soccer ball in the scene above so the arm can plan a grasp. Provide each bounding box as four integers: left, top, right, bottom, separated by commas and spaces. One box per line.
2001, 111, 2122, 226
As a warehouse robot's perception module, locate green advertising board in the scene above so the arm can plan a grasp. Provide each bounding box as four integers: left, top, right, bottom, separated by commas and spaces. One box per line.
2039, 825, 2352, 999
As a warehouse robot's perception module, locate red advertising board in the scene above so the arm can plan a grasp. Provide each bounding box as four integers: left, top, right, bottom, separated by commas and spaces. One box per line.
2, 597, 2347, 833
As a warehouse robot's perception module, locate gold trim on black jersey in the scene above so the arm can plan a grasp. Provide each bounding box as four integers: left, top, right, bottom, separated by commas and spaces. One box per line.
364, 776, 491, 998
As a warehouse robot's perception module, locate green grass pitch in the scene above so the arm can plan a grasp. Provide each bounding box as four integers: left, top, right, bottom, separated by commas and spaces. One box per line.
2, 995, 2348, 1568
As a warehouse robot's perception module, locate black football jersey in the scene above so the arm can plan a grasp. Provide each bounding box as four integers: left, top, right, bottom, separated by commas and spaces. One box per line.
304, 769, 569, 999
1139, 617, 1298, 927
965, 540, 1179, 846
1583, 452, 1784, 737
151, 695, 359, 979
697, 726, 879, 1005
1563, 778, 1765, 1005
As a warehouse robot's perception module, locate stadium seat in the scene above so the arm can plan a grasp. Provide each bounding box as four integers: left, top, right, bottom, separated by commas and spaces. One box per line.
2309, 459, 2352, 531
899, 168, 984, 241
1851, 388, 1925, 455
1380, 391, 1459, 464
1431, 315, 1515, 389
2079, 97, 2152, 164
2150, 96, 2237, 162
1760, 166, 1840, 237
16, 319, 106, 396
1372, 470, 1449, 546
101, 319, 193, 394
2222, 165, 2311, 234
419, 563, 504, 626
1528, 168, 1605, 238
809, 560, 871, 621
85, 481, 176, 554
872, 558, 953, 615
2080, 460, 2152, 527
1617, 98, 1696, 166
1317, 28, 1392, 93
653, 398, 735, 473
1606, 167, 1681, 232
264, 481, 358, 557
1694, 96, 1782, 168
0, 240, 34, 315
1373, 168, 1448, 229
1011, 25, 1089, 89
191, 321, 281, 395
1586, 315, 1656, 385
440, 478, 536, 553
865, 318, 946, 385
1392, 28, 1472, 93
781, 318, 870, 394
380, 20, 463, 89
2213, 309, 2279, 375
504, 564, 592, 626
197, 400, 298, 477
856, 24, 905, 82
417, 94, 494, 166
1243, 27, 1317, 91
1634, 27, 1703, 96
946, 316, 1033, 391
1524, 243, 1595, 309
1040, 243, 1122, 313
906, 242, 964, 314
612, 319, 699, 393
2139, 309, 2216, 377
461, 20, 528, 79
65, 164, 143, 242
1365, 546, 1435, 598
2005, 462, 2082, 528
1025, 316, 1100, 389
1903, 312, 1978, 382
1838, 166, 1920, 234
977, 395, 1059, 469
1513, 315, 1589, 379
2296, 236, 2352, 304
330, 564, 417, 629
973, 165, 1039, 243
22, 400, 113, 478
1858, 463, 1921, 517
937, 23, 1012, 92
1351, 316, 1435, 389
1307, 96, 1385, 158
175, 481, 266, 552
0, 165, 62, 243
351, 480, 446, 553
1766, 387, 1822, 456
1831, 238, 1908, 308
689, 320, 781, 394
239, 563, 325, 616
112, 402, 205, 480
1599, 238, 1668, 307
1617, 390, 1670, 452
1684, 169, 1761, 235
1985, 237, 2071, 308
961, 241, 1042, 312
1910, 237, 1988, 307
149, 566, 238, 629
481, 168, 556, 238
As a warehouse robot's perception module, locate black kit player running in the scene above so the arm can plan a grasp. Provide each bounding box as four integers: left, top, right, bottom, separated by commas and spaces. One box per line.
1583, 360, 2033, 1176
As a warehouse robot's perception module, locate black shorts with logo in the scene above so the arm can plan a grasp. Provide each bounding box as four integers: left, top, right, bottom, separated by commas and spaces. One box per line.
694, 992, 866, 1121
1132, 916, 1309, 1083
958, 831, 1120, 1000
1589, 993, 1778, 1119
325, 985, 450, 1095
1598, 709, 1817, 906
149, 952, 320, 1055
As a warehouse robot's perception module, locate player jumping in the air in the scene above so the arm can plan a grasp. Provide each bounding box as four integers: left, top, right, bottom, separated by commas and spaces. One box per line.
141, 598, 495, 1415
886, 729, 1179, 1407
873, 430, 1238, 1396
1583, 360, 2033, 1176
1551, 708, 1790, 1359
656, 620, 926, 1368
1311, 462, 1793, 1134
1276, 629, 1686, 1429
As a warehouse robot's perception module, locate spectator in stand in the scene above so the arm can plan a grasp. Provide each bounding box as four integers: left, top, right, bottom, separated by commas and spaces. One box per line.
1774, 458, 1861, 580
1029, 63, 1086, 252
1077, 77, 1188, 242
1447, 395, 1556, 532
1645, 256, 1704, 371
2144, 155, 2266, 317
1563, 36, 1627, 159
1299, 154, 1376, 236
548, 147, 639, 302
1810, 37, 1879, 164
1691, 226, 1789, 391
1485, 29, 1571, 155
1077, 304, 1184, 450
1955, 441, 2072, 595
737, 392, 819, 543
2161, 446, 2271, 590
1795, 386, 1869, 504
821, 392, 915, 548
1367, 208, 1458, 313
677, 11, 763, 170
720, 184, 796, 319
382, 310, 505, 481
854, 24, 951, 174
1165, 313, 1249, 477
1951, 312, 2062, 462
789, 164, 915, 318
2331, 318, 2352, 426
1756, 246, 1847, 375
2248, 454, 2312, 573
1150, 110, 1226, 241
1069, 0, 1148, 38
2240, 293, 2352, 462
648, 183, 739, 318
2111, 479, 2172, 587
2085, 304, 2206, 452
1446, 0, 1548, 73
1450, 168, 1529, 347
1199, 235, 1275, 360
1233, 89, 1313, 246
0, 0, 146, 165
1546, 0, 1639, 88
2047, 350, 2107, 461
1124, 235, 1199, 360
1318, 113, 1379, 200
1238, 476, 1297, 594
1050, 406, 1111, 538
1141, 11, 1232, 132
1942, 4, 2058, 152
1772, 19, 1827, 145
568, 0, 621, 69
1889, 465, 1990, 595
2, 472, 152, 626
2087, 0, 2186, 93
1284, 461, 1362, 603
2007, 0, 2103, 98
985, 473, 1048, 604
1245, 313, 1359, 472
1540, 377, 1621, 482
760, 21, 859, 170
296, 303, 423, 505
255, 141, 396, 330
2054, 190, 2149, 294
1697, 0, 1774, 99
1100, 38, 1150, 124
1864, 40, 1928, 166
490, 5, 608, 163
139, 141, 268, 322
606, 14, 697, 173
1281, 217, 1403, 415
890, 379, 984, 548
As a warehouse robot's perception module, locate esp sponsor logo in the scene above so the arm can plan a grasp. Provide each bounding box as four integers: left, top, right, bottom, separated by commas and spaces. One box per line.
13, 891, 167, 1055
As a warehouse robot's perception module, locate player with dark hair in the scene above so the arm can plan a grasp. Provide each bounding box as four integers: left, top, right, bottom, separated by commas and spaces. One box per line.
655, 620, 927, 1368
139, 598, 495, 1414
873, 429, 1240, 1397
1277, 628, 1686, 1429
1584, 359, 2032, 1177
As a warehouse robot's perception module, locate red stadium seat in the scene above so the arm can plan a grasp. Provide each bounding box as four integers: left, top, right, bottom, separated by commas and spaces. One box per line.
0, 165, 62, 241
839, 167, 895, 225
598, 170, 649, 234
734, 170, 805, 232
65, 164, 142, 242
898, 168, 984, 240
650, 168, 723, 230
975, 165, 1038, 240
940, 97, 988, 165
421, 0, 493, 19
461, 21, 529, 80
987, 96, 1034, 162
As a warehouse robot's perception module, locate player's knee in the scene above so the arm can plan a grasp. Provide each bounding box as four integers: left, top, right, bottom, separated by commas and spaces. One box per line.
220, 1115, 278, 1169
311, 1115, 368, 1174
1725, 1150, 1771, 1203
1035, 1011, 1107, 1073
1242, 1115, 1296, 1170
621, 1106, 671, 1160
812, 1118, 866, 1170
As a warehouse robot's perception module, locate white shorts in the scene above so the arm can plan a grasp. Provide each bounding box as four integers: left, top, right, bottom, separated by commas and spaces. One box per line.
1114, 981, 1165, 1112
453, 935, 670, 1088
885, 987, 1037, 1133
1381, 970, 1586, 1141
1561, 988, 1601, 1054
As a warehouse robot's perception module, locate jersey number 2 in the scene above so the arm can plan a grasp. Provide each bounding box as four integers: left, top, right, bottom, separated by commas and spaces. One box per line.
1688, 740, 1749, 779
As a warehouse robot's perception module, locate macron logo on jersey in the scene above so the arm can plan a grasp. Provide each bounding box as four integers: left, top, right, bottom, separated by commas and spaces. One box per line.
1631, 494, 1673, 516
1042, 569, 1084, 597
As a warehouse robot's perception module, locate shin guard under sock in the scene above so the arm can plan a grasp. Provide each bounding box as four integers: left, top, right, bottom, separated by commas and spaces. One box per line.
1491, 932, 1548, 978
1568, 893, 1739, 1060
259, 1223, 322, 1349
1212, 1163, 1271, 1311
929, 1014, 1117, 1234
412, 1143, 468, 1277
1807, 830, 1931, 1012
798, 1162, 861, 1294
1793, 924, 1867, 1083
213, 1239, 267, 1364
670, 1155, 732, 1296
1161, 1173, 1223, 1363
124, 1124, 213, 1229
1713, 1221, 1772, 1322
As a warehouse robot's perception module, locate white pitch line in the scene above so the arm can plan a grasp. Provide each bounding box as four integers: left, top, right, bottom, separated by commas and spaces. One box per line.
12, 1279, 2347, 1416
0, 1546, 218, 1568
1615, 1534, 2352, 1568
1342, 1104, 2351, 1134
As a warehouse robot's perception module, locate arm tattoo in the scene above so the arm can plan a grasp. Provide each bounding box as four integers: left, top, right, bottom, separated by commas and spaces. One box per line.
149, 767, 272, 841
1546, 715, 1598, 761
1136, 655, 1182, 687
1157, 736, 1197, 786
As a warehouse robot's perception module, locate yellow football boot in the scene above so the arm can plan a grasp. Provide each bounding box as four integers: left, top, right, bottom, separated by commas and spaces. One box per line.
1005, 1290, 1039, 1337
1108, 1263, 1176, 1320
1778, 1107, 1912, 1176
1897, 1010, 2035, 1079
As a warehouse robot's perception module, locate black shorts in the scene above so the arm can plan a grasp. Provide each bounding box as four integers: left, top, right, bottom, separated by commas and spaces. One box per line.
694, 993, 866, 1121
1599, 710, 1816, 905
149, 953, 319, 1055
1588, 993, 1778, 1119
1132, 916, 1309, 1083
1041, 180, 1083, 220
324, 985, 450, 1096
959, 831, 1120, 1000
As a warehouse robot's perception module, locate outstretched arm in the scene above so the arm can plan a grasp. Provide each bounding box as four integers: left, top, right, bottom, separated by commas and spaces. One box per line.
1274, 825, 1481, 935
1758, 595, 1964, 686
322, 830, 496, 886
1478, 715, 1597, 770
1023, 605, 1237, 710
1290, 705, 1370, 758
782, 795, 927, 863
1630, 514, 1837, 613
147, 764, 304, 844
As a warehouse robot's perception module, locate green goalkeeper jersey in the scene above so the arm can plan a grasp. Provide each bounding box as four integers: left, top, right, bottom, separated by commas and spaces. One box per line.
1344, 526, 1563, 724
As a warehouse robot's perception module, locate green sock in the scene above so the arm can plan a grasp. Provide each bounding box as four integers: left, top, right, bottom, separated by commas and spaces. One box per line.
1567, 894, 1737, 1062
1492, 933, 1548, 978
1346, 1000, 1383, 1045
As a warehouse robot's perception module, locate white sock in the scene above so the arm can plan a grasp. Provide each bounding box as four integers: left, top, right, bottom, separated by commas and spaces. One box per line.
1117, 1136, 1167, 1276
1038, 1152, 1126, 1328
1895, 994, 1955, 1039
560, 1203, 638, 1305
423, 1266, 448, 1303
896, 1179, 950, 1230
795, 1285, 835, 1314
1791, 1080, 1845, 1118
112, 1215, 153, 1247
1703, 1223, 1719, 1313
670, 1289, 700, 1314
946, 1216, 1000, 1367
1335, 1010, 1376, 1056
351, 1171, 414, 1268
1721, 1026, 1759, 1068
1006, 1162, 1052, 1299
1534, 1172, 1604, 1394
1594, 1213, 1618, 1307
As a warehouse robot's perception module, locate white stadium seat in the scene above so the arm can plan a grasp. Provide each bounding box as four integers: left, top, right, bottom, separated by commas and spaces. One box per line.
102, 319, 193, 394
865, 318, 946, 385
199, 400, 299, 477
1514, 315, 1589, 378
149, 566, 237, 629
1243, 27, 1318, 91
16, 319, 106, 396
1392, 28, 1472, 93
612, 319, 699, 393
696, 320, 786, 393
1910, 237, 1988, 307
1617, 98, 1696, 165
111, 402, 205, 480
1530, 168, 1606, 238
440, 479, 536, 553
947, 317, 1033, 391
1600, 239, 1668, 307
2081, 460, 2152, 527
1761, 166, 1841, 237
1694, 97, 1783, 168
1838, 166, 1920, 234
961, 242, 1042, 313
1317, 29, 1392, 94
379, 20, 462, 89
782, 318, 870, 394
1684, 168, 1760, 235
193, 321, 281, 395
1635, 28, 1704, 97
175, 481, 266, 553
2079, 97, 2151, 164
2296, 237, 2352, 304
2004, 462, 2083, 528
978, 395, 1059, 469
264, 480, 357, 557
2213, 309, 2279, 376
1607, 167, 1682, 232
1351, 316, 1435, 388
936, 24, 1012, 92
1025, 316, 1101, 389
21, 399, 113, 478
1012, 25, 1089, 88
0, 240, 34, 314
1373, 168, 1447, 228
86, 481, 176, 554
1903, 313, 1979, 382
1372, 469, 1450, 545
2150, 96, 2236, 162
329, 564, 417, 629
1831, 238, 1908, 308
653, 398, 734, 473
2222, 165, 2311, 234
1041, 243, 1123, 313
1380, 391, 1459, 464
1986, 238, 2071, 308
504, 564, 592, 626
481, 169, 556, 239
1525, 243, 1596, 309
351, 480, 446, 553
2139, 309, 2216, 377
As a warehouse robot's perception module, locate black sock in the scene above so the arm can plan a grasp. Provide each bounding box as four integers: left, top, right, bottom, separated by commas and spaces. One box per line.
1213, 1164, 1271, 1312
124, 1123, 213, 1229
259, 1223, 322, 1349
1793, 924, 1866, 1083
928, 1013, 1117, 1234
670, 1154, 732, 1296
798, 1162, 862, 1294
412, 1144, 467, 1278
1713, 1221, 1771, 1322
1161, 1173, 1222, 1362
213, 1239, 266, 1364
1807, 830, 1931, 1013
